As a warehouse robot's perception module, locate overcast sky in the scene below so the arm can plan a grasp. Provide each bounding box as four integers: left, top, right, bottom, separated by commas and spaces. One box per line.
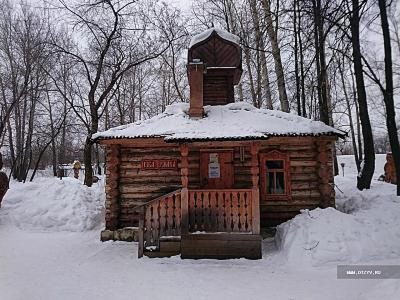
170, 0, 192, 12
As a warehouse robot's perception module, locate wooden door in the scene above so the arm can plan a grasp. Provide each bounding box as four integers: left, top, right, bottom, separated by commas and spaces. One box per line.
200, 151, 234, 189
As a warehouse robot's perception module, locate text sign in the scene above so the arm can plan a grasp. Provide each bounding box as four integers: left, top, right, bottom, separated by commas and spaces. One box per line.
141, 159, 177, 170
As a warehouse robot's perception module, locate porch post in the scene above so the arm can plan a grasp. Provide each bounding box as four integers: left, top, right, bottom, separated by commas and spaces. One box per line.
250, 142, 260, 235
180, 144, 189, 234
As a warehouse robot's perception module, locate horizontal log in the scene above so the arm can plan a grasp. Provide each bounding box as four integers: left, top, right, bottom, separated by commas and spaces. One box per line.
260, 199, 320, 206
290, 160, 318, 167
120, 170, 180, 177
290, 166, 317, 174
291, 181, 319, 190
120, 192, 166, 200
291, 190, 320, 198
261, 211, 300, 220
120, 185, 178, 194
119, 177, 181, 184
260, 204, 319, 212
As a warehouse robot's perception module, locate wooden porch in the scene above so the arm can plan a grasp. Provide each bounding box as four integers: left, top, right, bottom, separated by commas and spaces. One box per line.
137, 188, 261, 259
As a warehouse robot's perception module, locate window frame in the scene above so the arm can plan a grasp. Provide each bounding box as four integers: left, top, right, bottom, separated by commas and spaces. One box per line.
260, 150, 291, 201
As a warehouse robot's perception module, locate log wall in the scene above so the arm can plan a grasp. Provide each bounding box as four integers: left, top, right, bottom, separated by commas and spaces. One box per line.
258, 137, 335, 226
111, 146, 181, 228
103, 136, 336, 229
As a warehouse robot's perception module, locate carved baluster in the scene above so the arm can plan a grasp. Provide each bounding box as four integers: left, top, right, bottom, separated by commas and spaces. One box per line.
175, 193, 181, 235
210, 191, 217, 231
231, 191, 239, 231
167, 196, 174, 236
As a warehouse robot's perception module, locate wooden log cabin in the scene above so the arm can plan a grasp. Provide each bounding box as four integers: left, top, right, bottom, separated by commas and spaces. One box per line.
93, 28, 345, 259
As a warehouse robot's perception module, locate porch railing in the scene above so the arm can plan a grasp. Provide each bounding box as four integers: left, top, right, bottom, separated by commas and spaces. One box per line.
188, 189, 255, 233
138, 189, 182, 257
138, 188, 260, 257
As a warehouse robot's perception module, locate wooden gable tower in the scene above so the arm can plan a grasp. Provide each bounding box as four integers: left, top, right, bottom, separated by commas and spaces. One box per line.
187, 29, 243, 117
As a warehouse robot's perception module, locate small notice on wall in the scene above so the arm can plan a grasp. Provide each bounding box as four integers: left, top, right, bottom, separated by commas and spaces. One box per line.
141, 159, 177, 170
208, 153, 220, 178
209, 163, 220, 178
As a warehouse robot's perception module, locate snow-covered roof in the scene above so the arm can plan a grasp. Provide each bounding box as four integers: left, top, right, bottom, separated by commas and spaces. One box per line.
189, 27, 240, 49
93, 102, 345, 142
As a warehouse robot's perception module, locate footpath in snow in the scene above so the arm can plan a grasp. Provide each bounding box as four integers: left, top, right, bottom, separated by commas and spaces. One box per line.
0, 155, 399, 300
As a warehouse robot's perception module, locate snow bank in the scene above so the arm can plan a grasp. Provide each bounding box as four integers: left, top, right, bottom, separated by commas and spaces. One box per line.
0, 177, 104, 232
189, 27, 240, 48
276, 154, 400, 266
93, 102, 344, 141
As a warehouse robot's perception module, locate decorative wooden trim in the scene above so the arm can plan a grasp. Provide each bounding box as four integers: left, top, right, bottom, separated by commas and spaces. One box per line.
180, 144, 189, 188
260, 150, 292, 201
250, 143, 260, 188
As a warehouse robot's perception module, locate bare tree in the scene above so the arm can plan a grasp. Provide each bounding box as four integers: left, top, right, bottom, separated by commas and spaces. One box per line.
261, 0, 289, 112
378, 0, 400, 195
49, 0, 182, 186
350, 0, 375, 190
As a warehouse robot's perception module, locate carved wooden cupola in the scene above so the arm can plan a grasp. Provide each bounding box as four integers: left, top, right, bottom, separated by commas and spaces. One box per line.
187, 28, 243, 118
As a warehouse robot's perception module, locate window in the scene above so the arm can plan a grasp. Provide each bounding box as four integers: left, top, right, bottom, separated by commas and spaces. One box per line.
261, 151, 291, 200
266, 160, 285, 195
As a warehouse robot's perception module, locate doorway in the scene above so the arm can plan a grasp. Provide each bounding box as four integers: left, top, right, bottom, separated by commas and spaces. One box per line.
200, 150, 234, 189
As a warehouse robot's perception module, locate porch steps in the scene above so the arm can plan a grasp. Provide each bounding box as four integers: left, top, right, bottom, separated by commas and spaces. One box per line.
143, 234, 262, 259
143, 236, 181, 258
181, 233, 262, 260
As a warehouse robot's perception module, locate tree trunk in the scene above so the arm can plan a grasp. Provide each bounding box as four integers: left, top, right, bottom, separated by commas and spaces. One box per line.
84, 136, 93, 187
378, 0, 400, 195
351, 0, 375, 190
244, 46, 257, 106
250, 0, 272, 109
339, 58, 360, 172
312, 0, 330, 125
294, 0, 301, 116
298, 6, 307, 117
261, 0, 289, 112
84, 108, 98, 187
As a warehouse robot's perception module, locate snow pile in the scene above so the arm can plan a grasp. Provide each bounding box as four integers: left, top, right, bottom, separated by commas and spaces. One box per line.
276, 154, 400, 266
93, 102, 344, 141
0, 177, 104, 232
189, 27, 240, 48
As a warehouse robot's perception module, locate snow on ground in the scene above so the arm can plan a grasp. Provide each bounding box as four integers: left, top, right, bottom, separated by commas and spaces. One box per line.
0, 176, 104, 231
276, 155, 400, 267
1, 155, 400, 300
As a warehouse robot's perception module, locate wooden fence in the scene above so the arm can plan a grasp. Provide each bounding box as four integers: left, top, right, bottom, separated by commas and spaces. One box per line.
188, 189, 254, 233
138, 188, 259, 257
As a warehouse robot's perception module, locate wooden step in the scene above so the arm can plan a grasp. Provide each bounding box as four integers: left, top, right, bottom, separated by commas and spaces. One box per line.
159, 236, 181, 253
144, 236, 181, 258
144, 250, 179, 258
181, 233, 262, 260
